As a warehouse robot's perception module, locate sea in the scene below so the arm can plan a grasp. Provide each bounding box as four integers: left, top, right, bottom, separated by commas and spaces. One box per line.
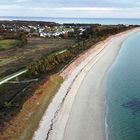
105, 31, 140, 140
0, 16, 140, 25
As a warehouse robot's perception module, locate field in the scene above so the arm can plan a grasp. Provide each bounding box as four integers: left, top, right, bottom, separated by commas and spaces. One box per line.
0, 39, 20, 50
0, 38, 74, 78
0, 37, 74, 136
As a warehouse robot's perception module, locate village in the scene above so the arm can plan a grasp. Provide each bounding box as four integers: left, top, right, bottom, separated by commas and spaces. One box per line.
0, 21, 88, 39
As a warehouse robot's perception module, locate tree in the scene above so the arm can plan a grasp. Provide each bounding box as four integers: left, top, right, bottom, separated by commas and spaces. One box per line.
18, 33, 27, 47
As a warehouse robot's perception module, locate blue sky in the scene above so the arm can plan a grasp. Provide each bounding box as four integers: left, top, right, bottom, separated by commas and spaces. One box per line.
0, 0, 140, 18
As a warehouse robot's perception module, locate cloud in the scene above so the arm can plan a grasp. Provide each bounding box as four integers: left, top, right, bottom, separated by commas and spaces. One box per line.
15, 0, 28, 3
30, 7, 122, 11
47, 7, 121, 11
0, 0, 140, 18
0, 4, 21, 9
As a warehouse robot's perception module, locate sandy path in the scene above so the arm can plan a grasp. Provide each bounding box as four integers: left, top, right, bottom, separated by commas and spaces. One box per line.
32, 28, 140, 140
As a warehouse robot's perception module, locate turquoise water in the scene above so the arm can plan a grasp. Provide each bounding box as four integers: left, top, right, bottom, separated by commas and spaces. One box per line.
106, 32, 140, 140
1, 16, 140, 25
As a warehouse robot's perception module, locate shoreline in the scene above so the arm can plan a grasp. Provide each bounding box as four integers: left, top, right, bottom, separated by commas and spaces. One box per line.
32, 28, 140, 140
103, 29, 140, 140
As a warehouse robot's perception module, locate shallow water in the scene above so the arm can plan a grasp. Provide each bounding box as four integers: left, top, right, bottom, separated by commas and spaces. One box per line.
106, 31, 140, 140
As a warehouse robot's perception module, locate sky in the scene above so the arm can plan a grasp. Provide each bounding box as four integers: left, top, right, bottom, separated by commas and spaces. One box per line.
0, 0, 140, 18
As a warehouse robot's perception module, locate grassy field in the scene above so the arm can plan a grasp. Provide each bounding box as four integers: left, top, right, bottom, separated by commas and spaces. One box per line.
0, 39, 20, 50
0, 38, 74, 78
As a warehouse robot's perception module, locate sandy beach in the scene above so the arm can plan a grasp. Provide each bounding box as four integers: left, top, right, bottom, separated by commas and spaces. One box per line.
32, 28, 140, 140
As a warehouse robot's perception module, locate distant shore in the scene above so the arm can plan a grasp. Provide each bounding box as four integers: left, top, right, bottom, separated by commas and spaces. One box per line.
32, 28, 140, 140
1, 17, 140, 25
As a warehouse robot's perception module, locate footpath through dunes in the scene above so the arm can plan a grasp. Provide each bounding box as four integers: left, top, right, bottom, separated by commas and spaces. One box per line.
32, 28, 140, 140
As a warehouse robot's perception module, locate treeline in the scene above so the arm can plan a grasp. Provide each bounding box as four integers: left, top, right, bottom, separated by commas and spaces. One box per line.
0, 20, 58, 28
27, 50, 74, 76
79, 25, 133, 40
27, 25, 135, 76
17, 33, 27, 47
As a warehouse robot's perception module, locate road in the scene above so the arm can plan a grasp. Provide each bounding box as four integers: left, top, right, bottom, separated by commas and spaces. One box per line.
0, 69, 27, 85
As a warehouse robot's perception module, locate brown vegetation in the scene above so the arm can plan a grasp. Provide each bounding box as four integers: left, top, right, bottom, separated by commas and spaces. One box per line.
0, 75, 63, 140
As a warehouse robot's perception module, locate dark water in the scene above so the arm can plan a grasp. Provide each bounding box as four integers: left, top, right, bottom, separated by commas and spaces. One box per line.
106, 31, 140, 140
0, 16, 140, 25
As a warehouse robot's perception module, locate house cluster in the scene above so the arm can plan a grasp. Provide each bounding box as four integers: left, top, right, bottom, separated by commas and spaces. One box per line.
39, 25, 75, 38
0, 21, 89, 39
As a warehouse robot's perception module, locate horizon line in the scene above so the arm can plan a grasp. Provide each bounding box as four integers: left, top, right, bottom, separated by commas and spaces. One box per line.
0, 16, 140, 20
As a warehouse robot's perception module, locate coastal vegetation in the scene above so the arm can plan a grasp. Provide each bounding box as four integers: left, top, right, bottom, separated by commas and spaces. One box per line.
27, 49, 74, 76
0, 37, 74, 139
0, 38, 74, 79
0, 75, 63, 140
27, 25, 133, 76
